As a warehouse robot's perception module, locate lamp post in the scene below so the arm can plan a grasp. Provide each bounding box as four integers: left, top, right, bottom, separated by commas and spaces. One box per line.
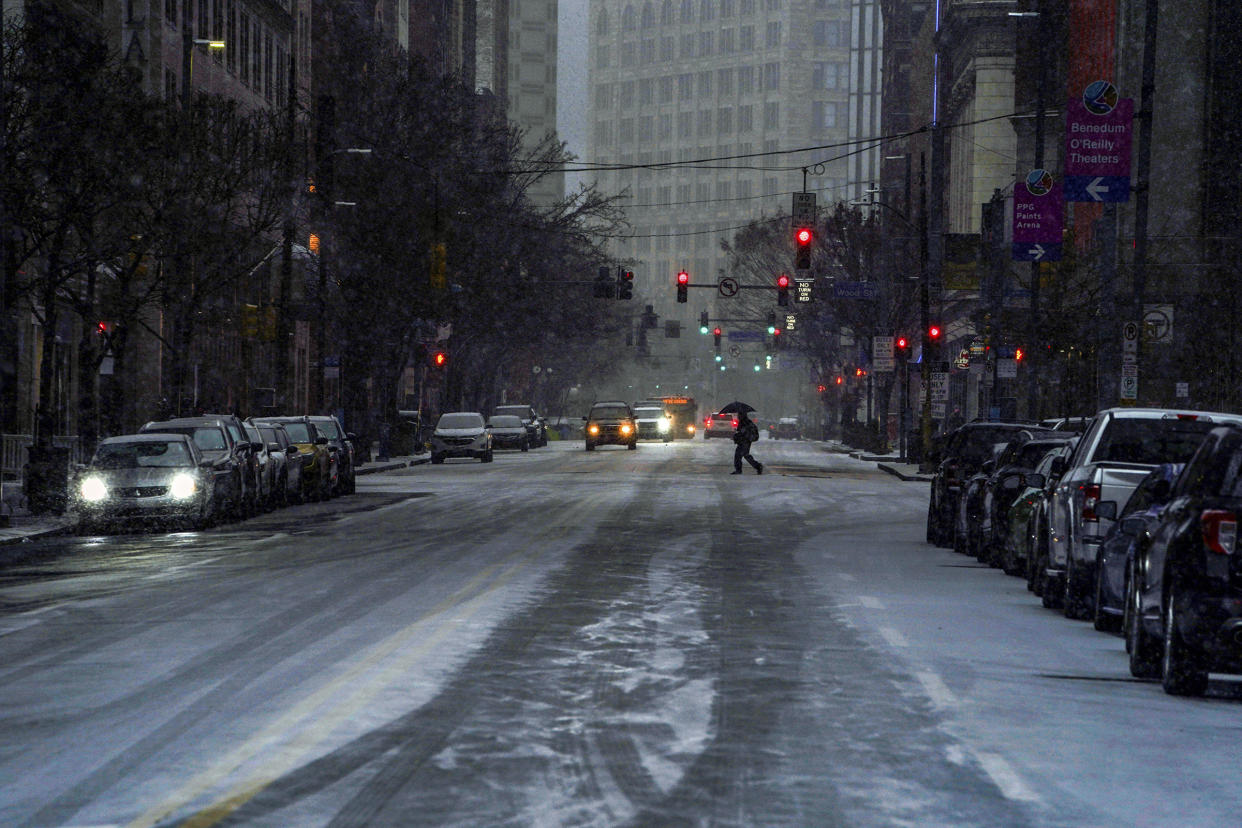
181, 34, 225, 109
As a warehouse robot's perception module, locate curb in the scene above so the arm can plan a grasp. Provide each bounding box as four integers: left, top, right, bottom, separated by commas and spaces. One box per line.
355, 457, 431, 476
0, 522, 73, 546
877, 462, 934, 483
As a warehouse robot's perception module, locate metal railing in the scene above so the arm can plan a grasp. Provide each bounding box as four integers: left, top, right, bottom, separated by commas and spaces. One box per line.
1, 434, 86, 480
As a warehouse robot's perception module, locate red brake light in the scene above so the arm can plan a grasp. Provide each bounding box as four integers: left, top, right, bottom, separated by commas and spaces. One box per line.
1081, 484, 1102, 522
731, 419, 738, 428
1202, 510, 1237, 555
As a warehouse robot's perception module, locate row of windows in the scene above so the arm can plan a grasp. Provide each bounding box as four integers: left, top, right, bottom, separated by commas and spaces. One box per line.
599, 0, 790, 35
597, 20, 845, 67
593, 100, 840, 145
596, 61, 845, 110
162, 0, 289, 105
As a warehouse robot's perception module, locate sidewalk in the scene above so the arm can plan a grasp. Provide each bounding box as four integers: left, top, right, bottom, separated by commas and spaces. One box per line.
0, 454, 432, 547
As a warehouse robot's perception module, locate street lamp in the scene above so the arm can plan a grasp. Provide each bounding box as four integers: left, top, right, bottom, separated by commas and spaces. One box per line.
181, 35, 225, 108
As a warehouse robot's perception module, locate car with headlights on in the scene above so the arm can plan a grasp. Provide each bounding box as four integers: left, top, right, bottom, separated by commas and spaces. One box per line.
632, 405, 672, 442
584, 401, 637, 450
431, 412, 493, 463
73, 433, 220, 532
487, 415, 530, 451
252, 416, 335, 501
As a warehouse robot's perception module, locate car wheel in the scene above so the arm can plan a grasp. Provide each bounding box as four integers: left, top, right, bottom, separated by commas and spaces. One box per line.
521, 441, 529, 452
1127, 576, 1161, 679
1063, 558, 1090, 620
278, 473, 289, 507
431, 454, 445, 465
192, 496, 215, 530
585, 442, 595, 451
925, 500, 938, 545
627, 441, 637, 450
1162, 585, 1209, 696
75, 518, 98, 536
952, 516, 966, 555
1093, 560, 1121, 632
345, 474, 356, 495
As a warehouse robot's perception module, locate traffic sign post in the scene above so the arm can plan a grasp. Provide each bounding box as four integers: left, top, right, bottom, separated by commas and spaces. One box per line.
794, 279, 813, 303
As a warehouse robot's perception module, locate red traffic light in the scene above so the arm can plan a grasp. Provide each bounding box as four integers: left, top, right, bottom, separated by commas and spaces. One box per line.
835, 375, 844, 385
777, 274, 790, 288
817, 384, 826, 393
928, 324, 942, 340
713, 327, 722, 336
1015, 347, 1025, 362
795, 228, 813, 246
772, 326, 782, 336
676, 270, 689, 285
431, 351, 448, 367
895, 336, 909, 349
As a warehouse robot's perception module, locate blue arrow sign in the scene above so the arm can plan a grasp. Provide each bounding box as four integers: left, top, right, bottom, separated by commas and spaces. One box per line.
1064, 175, 1130, 203
1011, 242, 1063, 262
727, 331, 765, 342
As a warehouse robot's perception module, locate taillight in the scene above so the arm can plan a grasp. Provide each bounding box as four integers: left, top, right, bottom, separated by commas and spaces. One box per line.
731, 419, 738, 429
1202, 510, 1237, 555
1081, 484, 1101, 523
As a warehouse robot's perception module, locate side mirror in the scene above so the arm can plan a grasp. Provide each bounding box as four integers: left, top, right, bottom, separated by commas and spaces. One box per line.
1095, 500, 1118, 521
268, 442, 282, 453
1024, 472, 1046, 489
1050, 456, 1067, 476
982, 460, 995, 474
315, 436, 329, 445
286, 446, 299, 454
1119, 516, 1146, 537
346, 432, 357, 441
199, 458, 215, 468
999, 473, 1024, 491
250, 441, 264, 452
582, 416, 589, 421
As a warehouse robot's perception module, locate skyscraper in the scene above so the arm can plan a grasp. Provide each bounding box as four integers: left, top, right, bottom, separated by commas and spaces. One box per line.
587, 0, 881, 329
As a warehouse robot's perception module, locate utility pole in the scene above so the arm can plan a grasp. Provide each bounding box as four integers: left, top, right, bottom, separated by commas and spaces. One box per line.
1026, 0, 1047, 420
277, 49, 298, 413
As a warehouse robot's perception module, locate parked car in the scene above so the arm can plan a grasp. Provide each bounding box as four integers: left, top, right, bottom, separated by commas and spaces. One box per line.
139, 416, 253, 517
243, 423, 278, 510
926, 421, 1046, 548
949, 427, 1054, 558
703, 412, 738, 440
198, 412, 263, 513
248, 419, 303, 505
493, 404, 547, 447
978, 436, 1068, 570
1126, 426, 1242, 695
431, 412, 494, 463
1090, 463, 1182, 632
1048, 407, 1242, 620
308, 414, 356, 495
771, 418, 801, 440
584, 401, 637, 450
486, 415, 530, 451
995, 442, 1075, 593
72, 433, 219, 531
253, 416, 335, 501
632, 405, 672, 442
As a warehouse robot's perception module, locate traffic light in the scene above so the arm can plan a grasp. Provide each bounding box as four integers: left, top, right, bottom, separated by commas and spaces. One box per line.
795, 227, 813, 269
429, 349, 448, 369
895, 336, 910, 362
1015, 347, 1025, 363
772, 327, 783, 350
713, 326, 722, 348
617, 269, 634, 300
595, 266, 615, 299
928, 323, 942, 342
700, 310, 710, 334
817, 384, 827, 393
835, 375, 844, 386
766, 310, 777, 334
676, 270, 689, 303
777, 273, 790, 306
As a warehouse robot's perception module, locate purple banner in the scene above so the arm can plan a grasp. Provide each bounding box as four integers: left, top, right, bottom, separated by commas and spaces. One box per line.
1066, 97, 1133, 178
1013, 173, 1063, 244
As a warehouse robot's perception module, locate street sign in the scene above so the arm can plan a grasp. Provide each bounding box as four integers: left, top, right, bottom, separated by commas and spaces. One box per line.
784, 313, 797, 331
728, 330, 764, 342
997, 358, 1017, 379
873, 336, 895, 373
792, 191, 817, 224
930, 371, 949, 402
1176, 382, 1189, 398
954, 350, 970, 370
718, 277, 739, 297
1143, 304, 1173, 343
1012, 170, 1063, 261
833, 281, 878, 300
729, 344, 742, 357
1122, 321, 1140, 342
1065, 82, 1133, 203
795, 278, 813, 303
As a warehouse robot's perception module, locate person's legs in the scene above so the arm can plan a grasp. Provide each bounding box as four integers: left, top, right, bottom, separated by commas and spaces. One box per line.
744, 449, 762, 471
733, 443, 744, 473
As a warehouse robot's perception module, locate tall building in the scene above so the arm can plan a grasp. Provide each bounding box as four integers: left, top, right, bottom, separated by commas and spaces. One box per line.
508, 0, 563, 206
587, 0, 882, 332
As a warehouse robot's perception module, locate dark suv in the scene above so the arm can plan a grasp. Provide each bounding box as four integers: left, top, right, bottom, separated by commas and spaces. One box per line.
1128, 425, 1242, 695
926, 421, 1049, 548
493, 404, 547, 447
584, 401, 637, 451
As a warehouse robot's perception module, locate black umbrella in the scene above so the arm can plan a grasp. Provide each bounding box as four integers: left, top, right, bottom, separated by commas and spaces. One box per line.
717, 401, 756, 415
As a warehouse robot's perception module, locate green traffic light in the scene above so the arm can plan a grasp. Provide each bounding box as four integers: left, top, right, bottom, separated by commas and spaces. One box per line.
767, 325, 776, 334
714, 354, 722, 362
753, 364, 761, 372
700, 325, 709, 334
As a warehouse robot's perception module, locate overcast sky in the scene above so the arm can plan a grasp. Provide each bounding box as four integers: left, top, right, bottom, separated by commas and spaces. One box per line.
557, 1, 589, 194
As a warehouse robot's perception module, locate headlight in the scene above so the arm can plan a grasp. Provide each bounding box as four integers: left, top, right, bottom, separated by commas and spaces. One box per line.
169, 473, 198, 499
657, 417, 670, 432
80, 476, 108, 502
588, 424, 600, 435
687, 424, 696, 434
620, 424, 632, 436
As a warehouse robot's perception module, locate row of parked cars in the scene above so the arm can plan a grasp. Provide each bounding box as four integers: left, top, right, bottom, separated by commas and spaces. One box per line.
927, 407, 1242, 697
72, 413, 357, 532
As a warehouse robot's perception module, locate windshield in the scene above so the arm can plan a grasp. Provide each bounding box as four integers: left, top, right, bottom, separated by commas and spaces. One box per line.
315, 419, 341, 439
494, 407, 529, 419
1096, 418, 1217, 465
280, 422, 312, 443
489, 416, 523, 428
259, 427, 280, 444
156, 426, 228, 451
634, 408, 664, 419
954, 427, 1031, 464
438, 413, 484, 429
589, 407, 630, 420
93, 440, 193, 469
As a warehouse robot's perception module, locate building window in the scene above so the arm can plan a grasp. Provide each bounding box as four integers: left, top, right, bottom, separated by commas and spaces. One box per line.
198, 0, 207, 38
762, 62, 780, 91
737, 65, 754, 93
597, 8, 610, 35
276, 45, 286, 106
739, 25, 754, 51
698, 31, 713, 55
814, 19, 849, 47
619, 118, 635, 142
639, 78, 654, 105
680, 33, 695, 59
619, 80, 635, 108
659, 185, 672, 205
239, 11, 250, 84
212, 0, 222, 40
641, 38, 655, 63
639, 116, 654, 141
766, 0, 781, 10
717, 180, 732, 199
225, 0, 236, 73
621, 41, 636, 66
717, 67, 733, 95
765, 20, 780, 48
697, 70, 711, 97
659, 113, 672, 139
697, 109, 712, 135
763, 101, 778, 129
166, 0, 177, 25
812, 61, 847, 89
659, 76, 674, 102
720, 28, 734, 53
740, 0, 755, 14
717, 106, 732, 133
596, 83, 613, 109
595, 120, 614, 146
720, 0, 734, 16
812, 100, 840, 129
596, 44, 610, 69
678, 112, 693, 138
660, 36, 674, 61
680, 0, 694, 23
678, 73, 693, 99
661, 0, 674, 24
763, 176, 778, 194
264, 29, 273, 100
738, 178, 752, 197
738, 104, 753, 131
642, 2, 655, 28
